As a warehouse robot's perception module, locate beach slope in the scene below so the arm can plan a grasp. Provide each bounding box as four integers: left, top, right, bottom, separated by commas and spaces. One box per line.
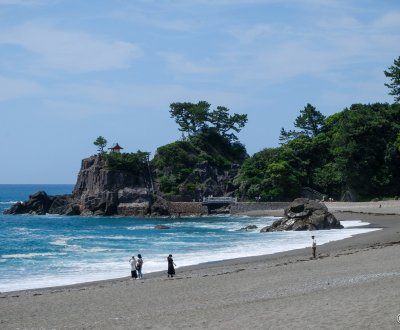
1, 203, 400, 329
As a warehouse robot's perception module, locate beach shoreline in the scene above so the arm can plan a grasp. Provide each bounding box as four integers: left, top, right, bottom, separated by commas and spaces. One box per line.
1, 203, 400, 329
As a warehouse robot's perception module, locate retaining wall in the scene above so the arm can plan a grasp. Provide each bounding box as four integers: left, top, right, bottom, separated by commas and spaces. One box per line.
230, 202, 289, 214
168, 202, 207, 215
168, 201, 289, 215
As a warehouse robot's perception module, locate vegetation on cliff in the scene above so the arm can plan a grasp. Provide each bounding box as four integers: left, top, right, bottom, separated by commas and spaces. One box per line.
234, 57, 400, 202
104, 151, 150, 176
235, 102, 400, 201
89, 57, 400, 202
152, 102, 248, 197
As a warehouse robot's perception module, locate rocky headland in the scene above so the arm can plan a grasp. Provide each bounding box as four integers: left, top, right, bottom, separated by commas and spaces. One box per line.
4, 155, 238, 217
4, 155, 167, 217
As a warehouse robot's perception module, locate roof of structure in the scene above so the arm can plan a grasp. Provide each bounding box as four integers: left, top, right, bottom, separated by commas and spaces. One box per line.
108, 143, 124, 150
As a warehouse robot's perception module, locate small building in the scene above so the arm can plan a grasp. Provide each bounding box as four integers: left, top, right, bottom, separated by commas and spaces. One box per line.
108, 143, 124, 153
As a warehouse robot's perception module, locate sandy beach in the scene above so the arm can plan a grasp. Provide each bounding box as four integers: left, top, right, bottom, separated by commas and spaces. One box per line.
1, 202, 400, 329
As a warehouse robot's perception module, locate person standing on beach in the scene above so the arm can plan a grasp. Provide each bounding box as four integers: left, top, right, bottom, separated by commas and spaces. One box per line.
167, 254, 176, 278
129, 256, 137, 279
136, 254, 143, 279
312, 236, 317, 258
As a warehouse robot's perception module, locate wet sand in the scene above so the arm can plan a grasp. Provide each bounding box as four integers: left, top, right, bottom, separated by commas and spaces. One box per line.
1, 202, 400, 329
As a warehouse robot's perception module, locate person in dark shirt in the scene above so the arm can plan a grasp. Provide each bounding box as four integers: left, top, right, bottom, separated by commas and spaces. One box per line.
167, 254, 176, 278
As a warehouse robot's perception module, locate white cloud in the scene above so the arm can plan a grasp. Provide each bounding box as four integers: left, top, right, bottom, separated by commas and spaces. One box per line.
160, 52, 219, 74
0, 23, 143, 72
43, 81, 244, 120
0, 76, 42, 101
373, 11, 400, 29
228, 23, 273, 43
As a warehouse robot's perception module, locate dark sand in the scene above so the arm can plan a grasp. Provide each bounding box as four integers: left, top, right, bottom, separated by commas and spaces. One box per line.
1, 204, 400, 329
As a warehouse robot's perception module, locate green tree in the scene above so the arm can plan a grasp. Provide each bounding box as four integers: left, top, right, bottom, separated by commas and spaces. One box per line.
384, 56, 400, 103
169, 101, 210, 137
93, 136, 107, 154
105, 150, 150, 175
169, 101, 248, 141
279, 103, 325, 142
294, 103, 326, 137
234, 147, 303, 201
209, 106, 248, 141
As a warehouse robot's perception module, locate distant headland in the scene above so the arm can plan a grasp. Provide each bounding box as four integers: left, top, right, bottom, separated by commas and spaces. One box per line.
4, 73, 400, 218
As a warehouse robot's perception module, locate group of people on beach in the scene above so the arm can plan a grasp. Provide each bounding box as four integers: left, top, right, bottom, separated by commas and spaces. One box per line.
129, 238, 316, 280
129, 254, 144, 279
129, 254, 177, 279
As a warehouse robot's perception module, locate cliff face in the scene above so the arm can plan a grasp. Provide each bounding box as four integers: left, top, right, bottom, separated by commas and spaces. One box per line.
5, 155, 161, 217
4, 154, 240, 217
72, 156, 153, 216
162, 161, 240, 202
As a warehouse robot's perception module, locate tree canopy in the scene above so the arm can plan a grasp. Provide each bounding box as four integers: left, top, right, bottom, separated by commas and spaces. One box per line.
93, 136, 107, 154
236, 102, 400, 201
153, 127, 247, 196
169, 101, 248, 141
279, 103, 325, 143
384, 56, 400, 103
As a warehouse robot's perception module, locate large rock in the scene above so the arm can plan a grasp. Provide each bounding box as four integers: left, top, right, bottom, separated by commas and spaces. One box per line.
4, 154, 237, 217
3, 191, 80, 216
73, 156, 151, 215
260, 198, 343, 232
4, 155, 154, 216
150, 196, 171, 216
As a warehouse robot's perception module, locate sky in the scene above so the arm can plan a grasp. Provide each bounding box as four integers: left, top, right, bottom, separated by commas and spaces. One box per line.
0, 0, 399, 184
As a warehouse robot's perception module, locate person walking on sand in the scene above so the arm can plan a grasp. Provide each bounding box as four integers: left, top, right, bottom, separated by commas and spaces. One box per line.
136, 254, 143, 279
167, 254, 176, 278
312, 236, 317, 258
129, 256, 137, 279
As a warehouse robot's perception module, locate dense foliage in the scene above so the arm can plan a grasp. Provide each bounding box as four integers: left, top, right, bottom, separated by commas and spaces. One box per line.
153, 127, 247, 195
105, 151, 150, 176
94, 57, 400, 202
169, 101, 247, 141
235, 102, 400, 201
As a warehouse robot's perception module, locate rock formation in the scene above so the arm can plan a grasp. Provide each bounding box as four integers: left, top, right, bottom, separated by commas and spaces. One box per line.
4, 191, 80, 216
4, 155, 240, 217
72, 156, 155, 216
154, 224, 171, 230
239, 225, 258, 231
260, 198, 343, 232
4, 155, 168, 217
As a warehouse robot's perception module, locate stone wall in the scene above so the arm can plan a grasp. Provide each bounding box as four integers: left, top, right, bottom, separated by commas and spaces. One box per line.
168, 202, 208, 215
230, 202, 290, 214
168, 201, 290, 215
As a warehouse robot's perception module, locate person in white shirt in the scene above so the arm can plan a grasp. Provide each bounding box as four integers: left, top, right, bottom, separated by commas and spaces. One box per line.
129, 256, 137, 279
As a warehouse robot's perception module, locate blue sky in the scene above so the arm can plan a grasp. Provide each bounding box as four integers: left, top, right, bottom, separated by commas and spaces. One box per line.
1, 0, 399, 184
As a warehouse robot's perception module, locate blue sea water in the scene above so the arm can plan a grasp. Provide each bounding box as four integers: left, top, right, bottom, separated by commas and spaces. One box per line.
0, 184, 380, 293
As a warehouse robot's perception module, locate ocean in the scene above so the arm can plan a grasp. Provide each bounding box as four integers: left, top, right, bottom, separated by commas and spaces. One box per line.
0, 184, 380, 293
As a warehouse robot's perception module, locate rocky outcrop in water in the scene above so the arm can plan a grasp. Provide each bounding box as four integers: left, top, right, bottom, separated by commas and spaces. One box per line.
4, 155, 165, 217
260, 198, 343, 232
3, 191, 80, 216
4, 154, 240, 217
72, 156, 155, 216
